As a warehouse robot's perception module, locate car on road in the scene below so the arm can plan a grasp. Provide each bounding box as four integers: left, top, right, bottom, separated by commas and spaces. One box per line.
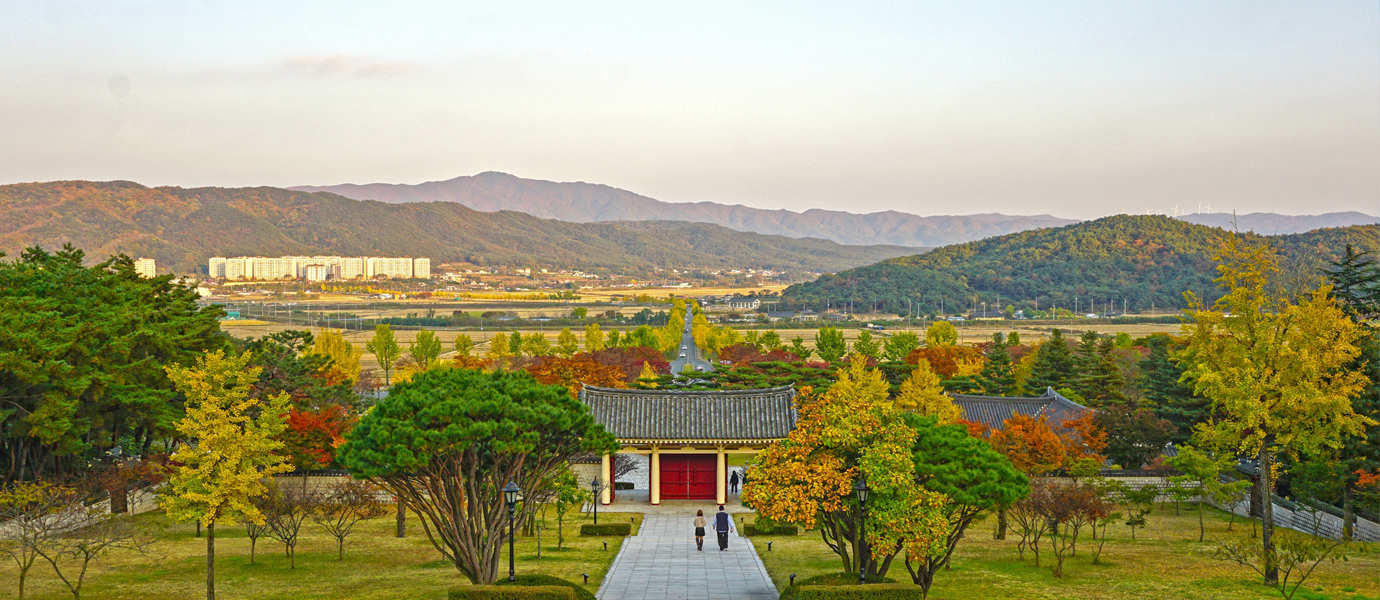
679, 352, 686, 358
695, 366, 705, 372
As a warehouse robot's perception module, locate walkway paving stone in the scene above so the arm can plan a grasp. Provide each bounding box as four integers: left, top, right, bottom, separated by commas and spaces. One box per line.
597, 514, 777, 600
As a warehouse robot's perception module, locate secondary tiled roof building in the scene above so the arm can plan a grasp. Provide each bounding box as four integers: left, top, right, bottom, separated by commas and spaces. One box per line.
950, 387, 1092, 431
581, 385, 797, 505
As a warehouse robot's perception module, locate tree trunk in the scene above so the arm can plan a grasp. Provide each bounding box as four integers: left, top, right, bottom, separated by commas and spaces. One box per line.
206, 522, 215, 600
196, 521, 202, 538
1258, 442, 1277, 585
396, 498, 406, 538
996, 506, 1008, 540
1342, 485, 1354, 541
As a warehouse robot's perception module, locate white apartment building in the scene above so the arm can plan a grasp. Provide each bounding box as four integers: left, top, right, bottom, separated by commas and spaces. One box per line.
304, 264, 330, 282
365, 257, 411, 279
340, 257, 366, 279
210, 255, 431, 280
208, 257, 227, 278
134, 258, 156, 278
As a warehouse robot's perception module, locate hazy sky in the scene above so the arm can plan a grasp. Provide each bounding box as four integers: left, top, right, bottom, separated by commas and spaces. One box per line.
1, 1, 1376, 219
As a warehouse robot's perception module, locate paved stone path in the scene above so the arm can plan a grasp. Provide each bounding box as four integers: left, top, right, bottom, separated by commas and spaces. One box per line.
597, 514, 777, 600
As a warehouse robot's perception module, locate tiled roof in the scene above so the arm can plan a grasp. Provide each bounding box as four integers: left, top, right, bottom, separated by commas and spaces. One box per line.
951, 387, 1092, 431
581, 385, 797, 442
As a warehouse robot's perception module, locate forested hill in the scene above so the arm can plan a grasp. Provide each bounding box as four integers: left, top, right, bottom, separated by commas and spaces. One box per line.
0, 181, 916, 274
780, 215, 1380, 313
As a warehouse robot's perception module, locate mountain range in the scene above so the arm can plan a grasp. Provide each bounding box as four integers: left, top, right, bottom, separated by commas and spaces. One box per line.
292, 172, 1078, 247
293, 172, 1378, 247
0, 181, 915, 274
781, 215, 1380, 312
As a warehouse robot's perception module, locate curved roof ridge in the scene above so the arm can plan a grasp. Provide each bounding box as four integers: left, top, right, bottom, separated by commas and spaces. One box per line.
583, 384, 796, 396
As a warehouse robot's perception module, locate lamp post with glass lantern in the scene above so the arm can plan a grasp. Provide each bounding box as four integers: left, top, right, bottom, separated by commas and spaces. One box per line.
590, 477, 600, 525
854, 475, 869, 585
503, 481, 521, 583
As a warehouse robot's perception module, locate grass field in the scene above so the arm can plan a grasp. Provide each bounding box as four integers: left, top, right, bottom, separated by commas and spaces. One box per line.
1, 508, 638, 600
747, 505, 1380, 600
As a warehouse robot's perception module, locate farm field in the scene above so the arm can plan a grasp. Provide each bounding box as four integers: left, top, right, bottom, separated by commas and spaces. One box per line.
0, 507, 635, 600
750, 505, 1380, 600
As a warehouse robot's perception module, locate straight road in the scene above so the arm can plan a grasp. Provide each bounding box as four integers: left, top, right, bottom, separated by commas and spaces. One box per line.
669, 309, 715, 374
597, 514, 776, 600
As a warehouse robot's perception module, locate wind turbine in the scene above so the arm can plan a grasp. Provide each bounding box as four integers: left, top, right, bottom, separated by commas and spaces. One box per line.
1171, 204, 1181, 218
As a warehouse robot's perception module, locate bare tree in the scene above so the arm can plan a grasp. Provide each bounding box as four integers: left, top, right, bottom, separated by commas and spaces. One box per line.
1216, 531, 1350, 600
1008, 483, 1050, 565
241, 502, 271, 566
1039, 484, 1104, 578
312, 480, 388, 560
35, 504, 154, 600
0, 482, 78, 599
263, 484, 319, 569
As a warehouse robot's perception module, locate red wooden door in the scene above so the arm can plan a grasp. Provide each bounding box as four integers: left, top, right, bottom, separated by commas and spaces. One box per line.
660, 454, 717, 500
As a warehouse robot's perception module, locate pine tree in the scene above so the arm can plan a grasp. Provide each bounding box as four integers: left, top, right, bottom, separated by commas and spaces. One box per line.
1026, 329, 1074, 392
978, 332, 1015, 396
1070, 332, 1125, 406
1142, 335, 1205, 445
1324, 245, 1380, 539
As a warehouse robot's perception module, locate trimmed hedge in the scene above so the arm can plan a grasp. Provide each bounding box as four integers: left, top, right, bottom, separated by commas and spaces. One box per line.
447, 585, 574, 599
779, 573, 899, 600
496, 574, 596, 600
579, 523, 631, 536
795, 585, 924, 599
744, 524, 799, 536
614, 482, 634, 490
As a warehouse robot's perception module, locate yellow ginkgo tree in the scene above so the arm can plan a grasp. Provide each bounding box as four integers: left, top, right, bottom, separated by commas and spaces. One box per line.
162, 350, 293, 600
743, 357, 948, 579
1181, 236, 1373, 585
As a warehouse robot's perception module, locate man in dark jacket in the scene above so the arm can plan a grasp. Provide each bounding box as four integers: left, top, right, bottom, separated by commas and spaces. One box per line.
714, 505, 735, 550
729, 470, 741, 494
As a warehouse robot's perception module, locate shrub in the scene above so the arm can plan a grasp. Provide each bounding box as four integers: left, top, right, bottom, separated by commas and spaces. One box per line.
796, 586, 924, 600
778, 573, 899, 600
613, 482, 634, 490
496, 575, 595, 600
448, 585, 575, 599
744, 524, 799, 536
579, 523, 631, 536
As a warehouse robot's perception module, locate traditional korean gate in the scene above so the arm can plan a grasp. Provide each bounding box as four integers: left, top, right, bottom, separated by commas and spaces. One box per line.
659, 454, 717, 500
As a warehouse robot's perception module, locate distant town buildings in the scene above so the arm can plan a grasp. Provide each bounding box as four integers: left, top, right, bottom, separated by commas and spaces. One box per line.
208, 255, 432, 281
133, 258, 156, 278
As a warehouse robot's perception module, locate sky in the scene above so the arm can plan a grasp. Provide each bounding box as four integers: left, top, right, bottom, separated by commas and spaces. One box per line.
0, 1, 1376, 219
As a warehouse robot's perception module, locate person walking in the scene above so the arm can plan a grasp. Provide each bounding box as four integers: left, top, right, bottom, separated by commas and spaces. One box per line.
714, 505, 734, 551
729, 470, 740, 494
693, 510, 707, 551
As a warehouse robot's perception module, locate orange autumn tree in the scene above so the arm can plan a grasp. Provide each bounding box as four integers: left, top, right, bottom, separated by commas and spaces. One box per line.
1058, 411, 1108, 464
989, 413, 1067, 477
743, 357, 948, 577
281, 405, 354, 470
525, 355, 628, 398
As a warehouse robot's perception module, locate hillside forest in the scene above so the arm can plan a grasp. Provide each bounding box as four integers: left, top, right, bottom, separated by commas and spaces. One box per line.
782, 215, 1380, 312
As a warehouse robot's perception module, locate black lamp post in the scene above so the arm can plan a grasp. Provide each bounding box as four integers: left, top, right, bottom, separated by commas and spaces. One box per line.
590, 477, 600, 525
503, 481, 521, 583
854, 474, 869, 585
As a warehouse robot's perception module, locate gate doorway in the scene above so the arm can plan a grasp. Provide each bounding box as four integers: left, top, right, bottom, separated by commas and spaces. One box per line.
659, 454, 717, 500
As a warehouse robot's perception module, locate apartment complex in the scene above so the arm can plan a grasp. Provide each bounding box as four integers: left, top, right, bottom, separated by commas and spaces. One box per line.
208, 256, 432, 281
133, 258, 156, 278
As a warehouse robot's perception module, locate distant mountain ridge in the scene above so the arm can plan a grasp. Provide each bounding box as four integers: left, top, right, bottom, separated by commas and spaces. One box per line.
1177, 212, 1378, 234
293, 172, 1379, 246
291, 172, 1078, 247
0, 181, 917, 274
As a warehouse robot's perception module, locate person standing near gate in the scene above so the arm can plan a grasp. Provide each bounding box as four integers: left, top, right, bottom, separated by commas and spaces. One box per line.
714, 505, 734, 550
694, 510, 707, 551
729, 470, 740, 494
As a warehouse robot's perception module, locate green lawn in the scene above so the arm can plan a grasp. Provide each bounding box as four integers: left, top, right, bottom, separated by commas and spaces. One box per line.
2, 508, 640, 600
746, 505, 1380, 600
